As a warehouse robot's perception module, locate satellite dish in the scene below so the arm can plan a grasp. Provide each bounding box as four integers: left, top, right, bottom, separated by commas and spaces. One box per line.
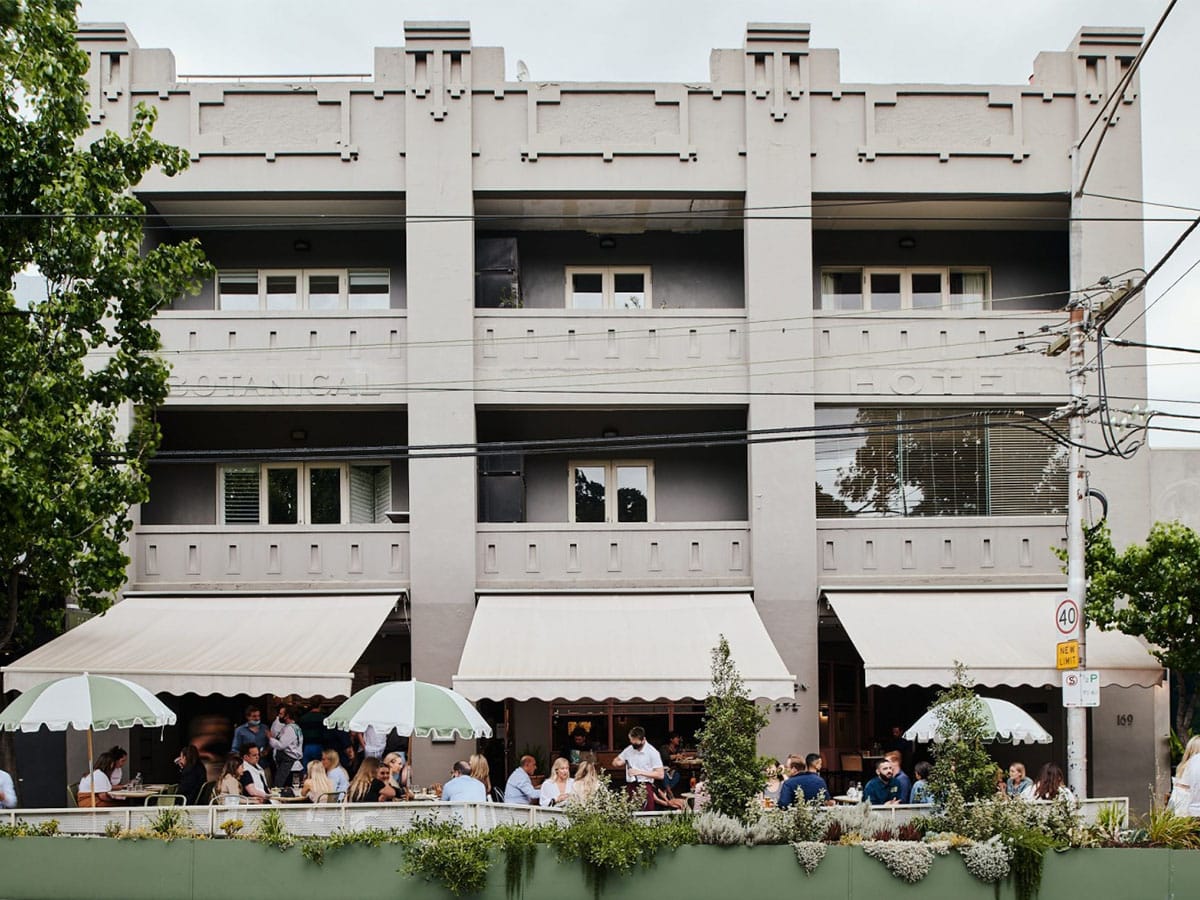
516, 60, 529, 81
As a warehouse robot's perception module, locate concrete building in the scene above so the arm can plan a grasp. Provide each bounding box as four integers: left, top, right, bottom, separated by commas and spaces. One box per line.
3, 20, 1168, 807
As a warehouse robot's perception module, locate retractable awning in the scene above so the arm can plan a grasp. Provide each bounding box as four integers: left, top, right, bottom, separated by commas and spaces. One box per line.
453, 593, 796, 701
0, 594, 400, 697
824, 590, 1162, 689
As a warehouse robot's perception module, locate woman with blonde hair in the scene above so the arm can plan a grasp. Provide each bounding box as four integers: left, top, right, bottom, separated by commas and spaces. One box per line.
302, 758, 336, 803
540, 757, 574, 807
469, 754, 492, 795
346, 757, 382, 803
382, 751, 411, 799
570, 760, 601, 803
1170, 734, 1200, 816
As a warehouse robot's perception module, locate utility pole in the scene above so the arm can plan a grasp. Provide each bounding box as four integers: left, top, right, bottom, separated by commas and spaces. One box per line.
1063, 297, 1089, 799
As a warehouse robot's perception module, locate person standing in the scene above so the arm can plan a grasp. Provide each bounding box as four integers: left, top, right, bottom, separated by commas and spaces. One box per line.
910, 761, 935, 804
503, 755, 540, 805
612, 726, 664, 811
232, 706, 270, 757
298, 700, 326, 767
0, 766, 16, 809
268, 707, 305, 788
863, 758, 901, 805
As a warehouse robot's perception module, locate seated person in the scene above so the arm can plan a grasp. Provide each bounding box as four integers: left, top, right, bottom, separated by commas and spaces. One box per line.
346, 757, 396, 803
441, 760, 488, 802
778, 753, 832, 808
383, 751, 411, 799
238, 745, 271, 802
1006, 762, 1034, 799
652, 779, 689, 811
175, 745, 208, 805
216, 753, 245, 801
909, 761, 934, 804
503, 755, 540, 805
78, 750, 122, 808
321, 748, 350, 797
864, 758, 901, 805
540, 758, 575, 808
302, 759, 336, 803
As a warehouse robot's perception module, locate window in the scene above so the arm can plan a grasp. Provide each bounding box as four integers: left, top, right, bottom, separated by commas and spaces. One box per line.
818, 267, 989, 311
814, 407, 1066, 517
569, 460, 654, 523
216, 269, 391, 311
219, 462, 392, 524
565, 267, 651, 310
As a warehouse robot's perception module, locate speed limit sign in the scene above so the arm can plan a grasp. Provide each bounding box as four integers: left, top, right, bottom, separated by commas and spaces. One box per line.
1056, 599, 1079, 636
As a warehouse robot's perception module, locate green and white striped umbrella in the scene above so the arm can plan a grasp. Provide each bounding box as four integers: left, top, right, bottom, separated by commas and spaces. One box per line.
0, 673, 177, 733
323, 680, 491, 740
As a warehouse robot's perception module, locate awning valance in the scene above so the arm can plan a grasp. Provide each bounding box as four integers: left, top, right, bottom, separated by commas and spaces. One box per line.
824, 590, 1162, 689
1, 594, 399, 697
452, 593, 796, 701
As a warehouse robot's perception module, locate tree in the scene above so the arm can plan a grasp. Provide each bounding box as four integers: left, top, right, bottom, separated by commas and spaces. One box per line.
1081, 520, 1200, 738
695, 635, 769, 820
0, 0, 209, 657
926, 663, 997, 803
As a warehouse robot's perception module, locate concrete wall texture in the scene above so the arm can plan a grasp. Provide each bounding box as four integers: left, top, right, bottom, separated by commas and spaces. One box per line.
73, 20, 1165, 799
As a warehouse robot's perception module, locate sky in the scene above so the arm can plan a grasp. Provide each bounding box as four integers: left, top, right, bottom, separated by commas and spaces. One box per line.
76, 0, 1200, 446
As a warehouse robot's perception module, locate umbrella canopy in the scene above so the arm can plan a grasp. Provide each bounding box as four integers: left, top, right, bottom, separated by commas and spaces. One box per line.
0, 673, 177, 733
323, 680, 492, 740
903, 696, 1052, 745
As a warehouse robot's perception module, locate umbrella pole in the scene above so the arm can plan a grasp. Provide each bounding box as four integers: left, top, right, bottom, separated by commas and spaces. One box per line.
407, 734, 413, 799
86, 726, 94, 816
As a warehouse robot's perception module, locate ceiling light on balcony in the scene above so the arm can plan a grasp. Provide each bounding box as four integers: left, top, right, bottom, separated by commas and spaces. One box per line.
293, 239, 312, 253
598, 236, 616, 249
898, 236, 917, 249
291, 429, 307, 441
601, 427, 619, 439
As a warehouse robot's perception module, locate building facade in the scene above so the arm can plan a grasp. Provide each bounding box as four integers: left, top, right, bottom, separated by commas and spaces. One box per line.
4, 20, 1168, 805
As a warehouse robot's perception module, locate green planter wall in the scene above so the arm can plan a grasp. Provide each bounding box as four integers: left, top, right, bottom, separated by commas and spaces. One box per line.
0, 839, 1186, 900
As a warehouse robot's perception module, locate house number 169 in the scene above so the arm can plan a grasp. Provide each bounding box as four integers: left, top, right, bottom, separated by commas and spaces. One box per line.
1116, 714, 1134, 727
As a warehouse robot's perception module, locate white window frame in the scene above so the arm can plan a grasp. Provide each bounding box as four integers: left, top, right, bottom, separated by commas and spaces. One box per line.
218, 465, 396, 528
567, 459, 656, 523
819, 267, 990, 312
216, 268, 390, 311
564, 266, 653, 310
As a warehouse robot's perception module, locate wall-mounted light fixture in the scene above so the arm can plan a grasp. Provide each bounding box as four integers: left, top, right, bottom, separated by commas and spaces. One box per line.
293, 239, 312, 253
598, 236, 616, 249
897, 236, 917, 249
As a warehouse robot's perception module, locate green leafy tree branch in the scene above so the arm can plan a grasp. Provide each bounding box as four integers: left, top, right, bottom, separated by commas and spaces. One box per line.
1077, 520, 1200, 737
0, 0, 210, 655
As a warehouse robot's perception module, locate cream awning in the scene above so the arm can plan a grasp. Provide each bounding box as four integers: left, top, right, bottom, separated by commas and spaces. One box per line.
1, 594, 399, 697
453, 593, 796, 701
825, 590, 1163, 688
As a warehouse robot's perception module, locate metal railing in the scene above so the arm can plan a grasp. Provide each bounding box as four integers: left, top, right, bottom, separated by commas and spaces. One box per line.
1, 796, 1127, 838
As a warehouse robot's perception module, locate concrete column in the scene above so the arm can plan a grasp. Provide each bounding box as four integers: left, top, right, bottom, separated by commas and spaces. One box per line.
403, 22, 477, 782
741, 25, 817, 761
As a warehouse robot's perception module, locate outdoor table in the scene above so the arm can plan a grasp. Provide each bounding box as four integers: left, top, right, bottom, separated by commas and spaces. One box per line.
109, 788, 160, 802
268, 796, 310, 805
407, 792, 439, 802
833, 795, 862, 805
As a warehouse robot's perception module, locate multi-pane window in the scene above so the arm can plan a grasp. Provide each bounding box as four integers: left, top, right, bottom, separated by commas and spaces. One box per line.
565, 267, 651, 309
219, 463, 392, 525
814, 407, 1066, 517
216, 269, 391, 311
819, 267, 989, 312
570, 461, 654, 523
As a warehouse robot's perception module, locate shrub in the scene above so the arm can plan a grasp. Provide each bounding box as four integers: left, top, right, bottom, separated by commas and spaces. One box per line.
694, 810, 747, 846
252, 810, 294, 851
792, 841, 827, 874
219, 819, 244, 837
826, 801, 887, 840
1142, 800, 1200, 849
925, 664, 998, 802
958, 835, 1012, 883
695, 636, 769, 821
402, 832, 492, 897
862, 840, 935, 883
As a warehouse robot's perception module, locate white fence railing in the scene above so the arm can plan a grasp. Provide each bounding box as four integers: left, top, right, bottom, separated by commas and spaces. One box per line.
2, 796, 1127, 838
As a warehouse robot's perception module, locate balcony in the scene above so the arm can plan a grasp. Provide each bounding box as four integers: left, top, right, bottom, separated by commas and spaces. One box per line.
816, 517, 1065, 583
476, 523, 751, 589
131, 525, 411, 590
155, 312, 407, 405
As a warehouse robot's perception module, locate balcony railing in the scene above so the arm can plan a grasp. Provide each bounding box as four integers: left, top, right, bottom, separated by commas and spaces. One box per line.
473, 310, 748, 398
132, 526, 411, 590
154, 312, 407, 404
476, 523, 751, 588
816, 517, 1065, 582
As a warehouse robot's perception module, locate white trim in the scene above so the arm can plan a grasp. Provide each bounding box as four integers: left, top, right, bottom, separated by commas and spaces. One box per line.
564, 265, 652, 310
819, 266, 991, 312
567, 459, 655, 523
216, 267, 391, 311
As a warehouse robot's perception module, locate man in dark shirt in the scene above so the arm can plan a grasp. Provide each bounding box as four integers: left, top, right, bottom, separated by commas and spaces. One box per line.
778, 753, 831, 808
864, 757, 901, 805
884, 750, 912, 803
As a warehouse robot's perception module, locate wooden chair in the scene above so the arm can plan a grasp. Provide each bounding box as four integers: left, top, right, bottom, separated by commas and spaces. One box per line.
839, 753, 863, 774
